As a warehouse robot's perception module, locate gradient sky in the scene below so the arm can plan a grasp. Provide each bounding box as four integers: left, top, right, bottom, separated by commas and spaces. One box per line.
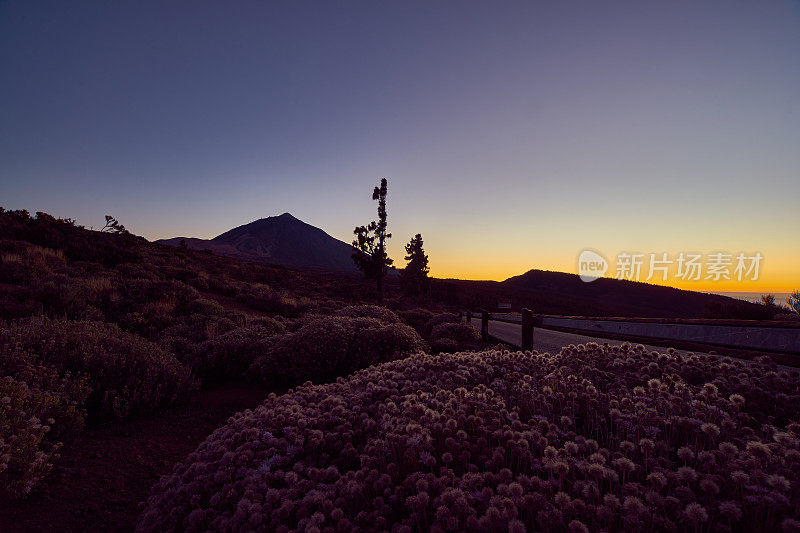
1, 1, 799, 290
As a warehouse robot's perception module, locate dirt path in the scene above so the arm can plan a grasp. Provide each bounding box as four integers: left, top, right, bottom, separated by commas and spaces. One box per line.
0, 385, 270, 533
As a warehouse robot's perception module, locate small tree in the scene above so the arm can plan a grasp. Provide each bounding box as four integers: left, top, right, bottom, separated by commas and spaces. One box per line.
100, 215, 128, 234
400, 233, 430, 296
352, 178, 393, 300
789, 291, 800, 315
760, 294, 776, 307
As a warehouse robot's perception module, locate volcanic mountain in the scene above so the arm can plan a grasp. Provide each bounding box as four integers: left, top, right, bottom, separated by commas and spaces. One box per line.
156, 213, 358, 272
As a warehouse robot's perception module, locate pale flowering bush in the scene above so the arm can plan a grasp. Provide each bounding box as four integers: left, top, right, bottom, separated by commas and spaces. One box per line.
0, 343, 89, 441
139, 344, 800, 532
333, 305, 404, 325
0, 339, 89, 500
0, 318, 198, 421
247, 316, 427, 387
565, 343, 800, 425
0, 373, 85, 500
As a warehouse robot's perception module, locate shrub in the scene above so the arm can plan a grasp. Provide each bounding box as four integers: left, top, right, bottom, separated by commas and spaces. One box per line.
431, 337, 460, 354
0, 242, 65, 283
0, 349, 90, 501
0, 344, 89, 441
431, 322, 481, 344
423, 312, 461, 337
397, 308, 435, 331
0, 376, 63, 500
333, 304, 403, 324
0, 318, 198, 421
573, 344, 800, 426
188, 321, 287, 382
248, 316, 426, 386
234, 283, 312, 317
139, 344, 800, 532
246, 316, 289, 332
154, 312, 244, 346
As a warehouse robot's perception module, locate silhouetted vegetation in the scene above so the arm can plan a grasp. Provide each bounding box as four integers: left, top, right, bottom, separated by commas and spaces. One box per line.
789, 291, 800, 315
352, 178, 393, 301
758, 293, 794, 318
99, 215, 128, 234
400, 233, 430, 296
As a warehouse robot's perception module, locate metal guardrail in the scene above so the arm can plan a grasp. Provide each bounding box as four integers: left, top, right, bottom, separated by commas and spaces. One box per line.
464, 309, 538, 350
465, 309, 800, 354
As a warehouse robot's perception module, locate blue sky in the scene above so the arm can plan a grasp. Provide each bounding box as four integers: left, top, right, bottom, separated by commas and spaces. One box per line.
1, 1, 799, 286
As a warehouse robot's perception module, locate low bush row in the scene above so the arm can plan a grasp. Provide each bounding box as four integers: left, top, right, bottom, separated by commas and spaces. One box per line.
334, 305, 404, 325
187, 320, 287, 383
248, 315, 427, 387
0, 318, 198, 500
0, 318, 198, 421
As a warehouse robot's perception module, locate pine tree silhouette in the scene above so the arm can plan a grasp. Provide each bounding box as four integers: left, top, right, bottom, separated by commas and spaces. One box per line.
400, 233, 429, 296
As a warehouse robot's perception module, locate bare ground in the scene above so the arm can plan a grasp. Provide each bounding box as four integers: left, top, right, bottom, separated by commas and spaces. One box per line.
0, 385, 270, 533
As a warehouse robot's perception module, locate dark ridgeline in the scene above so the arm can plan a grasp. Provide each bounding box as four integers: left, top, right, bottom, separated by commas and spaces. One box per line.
437, 268, 775, 319
157, 213, 358, 272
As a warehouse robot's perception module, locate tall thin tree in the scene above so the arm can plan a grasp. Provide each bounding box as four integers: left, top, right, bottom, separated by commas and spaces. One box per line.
352, 178, 393, 300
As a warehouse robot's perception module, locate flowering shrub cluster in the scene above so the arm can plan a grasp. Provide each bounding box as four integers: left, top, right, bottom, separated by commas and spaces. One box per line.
232, 282, 314, 317
0, 344, 90, 440
0, 318, 198, 421
397, 308, 435, 331
423, 312, 461, 337
0, 341, 91, 499
430, 322, 479, 343
393, 310, 482, 353
247, 316, 427, 387
139, 343, 800, 532
188, 320, 287, 382
334, 305, 404, 325
1, 376, 63, 499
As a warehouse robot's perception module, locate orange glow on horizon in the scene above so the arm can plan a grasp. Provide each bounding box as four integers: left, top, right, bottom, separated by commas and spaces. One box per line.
429, 262, 799, 294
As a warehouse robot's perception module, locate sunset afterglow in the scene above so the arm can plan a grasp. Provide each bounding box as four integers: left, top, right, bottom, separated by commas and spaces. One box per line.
2, 1, 799, 292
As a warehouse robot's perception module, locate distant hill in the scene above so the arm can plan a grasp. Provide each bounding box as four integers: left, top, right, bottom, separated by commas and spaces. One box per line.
433, 269, 771, 319
157, 213, 358, 272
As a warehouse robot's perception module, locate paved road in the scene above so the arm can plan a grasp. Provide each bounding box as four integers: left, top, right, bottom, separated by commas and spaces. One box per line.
469, 318, 701, 356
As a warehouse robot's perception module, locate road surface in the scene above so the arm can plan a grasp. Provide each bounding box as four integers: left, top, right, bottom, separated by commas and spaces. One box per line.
470, 318, 701, 356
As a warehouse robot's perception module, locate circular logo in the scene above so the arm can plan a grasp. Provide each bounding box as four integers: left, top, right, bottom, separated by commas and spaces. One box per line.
578, 249, 608, 282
